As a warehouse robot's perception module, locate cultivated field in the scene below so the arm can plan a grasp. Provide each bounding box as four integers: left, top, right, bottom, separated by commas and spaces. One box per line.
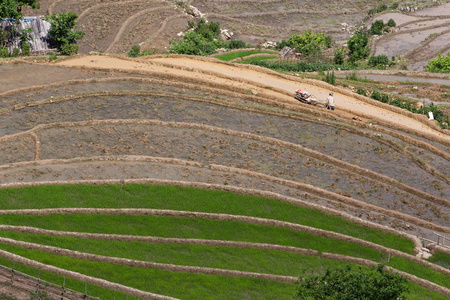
0, 54, 449, 299
1, 0, 449, 299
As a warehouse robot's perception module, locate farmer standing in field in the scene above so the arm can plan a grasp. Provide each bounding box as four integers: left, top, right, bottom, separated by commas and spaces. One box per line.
325, 92, 335, 110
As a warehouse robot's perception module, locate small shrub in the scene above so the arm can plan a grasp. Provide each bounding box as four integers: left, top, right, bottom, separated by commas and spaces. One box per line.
346, 71, 358, 81
381, 94, 389, 103
426, 53, 450, 73
0, 47, 8, 57
347, 30, 370, 63
390, 99, 402, 107
187, 20, 195, 29
368, 4, 388, 15
48, 52, 58, 61
333, 47, 346, 65
387, 18, 396, 27
141, 48, 156, 56
369, 20, 385, 35
371, 90, 381, 100
21, 42, 31, 56
60, 43, 78, 55
228, 39, 246, 49
356, 88, 366, 96
369, 54, 389, 68
323, 70, 336, 85
128, 45, 141, 57
11, 48, 20, 57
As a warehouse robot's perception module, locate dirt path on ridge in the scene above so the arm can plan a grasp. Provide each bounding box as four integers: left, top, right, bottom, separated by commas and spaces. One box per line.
57, 55, 450, 143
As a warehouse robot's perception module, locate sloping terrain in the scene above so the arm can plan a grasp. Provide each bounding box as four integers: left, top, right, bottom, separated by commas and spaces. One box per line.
20, 0, 450, 70
372, 3, 450, 71
0, 55, 449, 299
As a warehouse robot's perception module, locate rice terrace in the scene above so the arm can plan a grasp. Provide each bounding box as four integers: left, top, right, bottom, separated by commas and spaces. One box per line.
0, 0, 450, 299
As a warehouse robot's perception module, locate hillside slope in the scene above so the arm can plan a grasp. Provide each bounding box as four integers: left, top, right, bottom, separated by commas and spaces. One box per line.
0, 54, 449, 299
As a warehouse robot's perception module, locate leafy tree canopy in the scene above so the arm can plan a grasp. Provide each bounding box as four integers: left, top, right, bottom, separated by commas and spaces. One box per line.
295, 264, 409, 300
347, 29, 370, 62
0, 0, 39, 20
426, 52, 450, 73
289, 30, 330, 55
45, 12, 84, 54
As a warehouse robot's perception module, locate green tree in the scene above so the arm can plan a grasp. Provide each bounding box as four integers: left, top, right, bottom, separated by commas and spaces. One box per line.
0, 0, 39, 48
289, 30, 331, 56
228, 39, 246, 49
368, 54, 389, 68
128, 45, 141, 57
168, 19, 225, 55
295, 264, 409, 300
426, 52, 450, 73
0, 0, 39, 20
387, 18, 396, 27
369, 19, 385, 35
45, 12, 84, 55
347, 30, 370, 63
333, 47, 346, 65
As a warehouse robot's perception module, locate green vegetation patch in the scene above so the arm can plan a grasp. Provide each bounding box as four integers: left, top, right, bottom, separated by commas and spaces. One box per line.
0, 231, 352, 277
0, 214, 385, 261
239, 55, 278, 64
427, 251, 450, 269
0, 245, 296, 300
214, 50, 275, 61
0, 184, 415, 254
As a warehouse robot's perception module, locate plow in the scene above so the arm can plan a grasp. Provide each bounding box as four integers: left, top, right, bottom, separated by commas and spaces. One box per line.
294, 89, 325, 106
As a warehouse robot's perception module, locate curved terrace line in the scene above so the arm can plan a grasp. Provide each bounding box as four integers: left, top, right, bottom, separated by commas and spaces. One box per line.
0, 156, 428, 245
2, 236, 449, 297
53, 56, 450, 144
4, 84, 448, 166
120, 55, 450, 142
0, 237, 298, 283
0, 207, 438, 254
0, 156, 446, 234
403, 29, 450, 61
57, 54, 450, 143
1, 76, 448, 162
145, 14, 187, 44
2, 89, 448, 185
105, 7, 175, 53
0, 249, 178, 300
0, 224, 447, 278
219, 8, 361, 18
77, 0, 165, 21
2, 118, 447, 209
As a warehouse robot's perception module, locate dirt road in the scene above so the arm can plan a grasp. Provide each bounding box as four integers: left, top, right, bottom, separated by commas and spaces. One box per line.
57, 55, 450, 143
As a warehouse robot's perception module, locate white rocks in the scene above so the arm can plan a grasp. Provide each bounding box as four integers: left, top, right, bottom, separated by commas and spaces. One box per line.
189, 5, 205, 19
262, 41, 277, 48
221, 29, 233, 39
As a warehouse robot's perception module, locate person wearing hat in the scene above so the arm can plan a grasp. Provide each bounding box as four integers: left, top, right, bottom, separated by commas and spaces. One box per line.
325, 92, 335, 110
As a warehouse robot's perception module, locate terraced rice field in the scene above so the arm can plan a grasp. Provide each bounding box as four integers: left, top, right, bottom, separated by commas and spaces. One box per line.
0, 54, 449, 299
